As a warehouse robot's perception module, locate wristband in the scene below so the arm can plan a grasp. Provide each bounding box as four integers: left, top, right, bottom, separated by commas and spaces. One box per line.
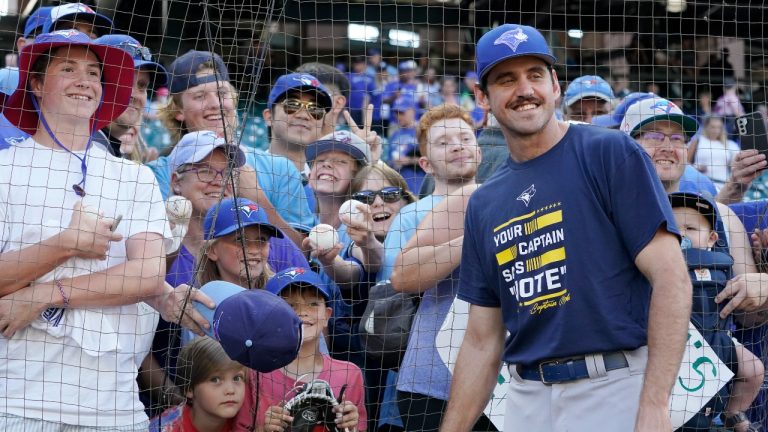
54, 280, 70, 307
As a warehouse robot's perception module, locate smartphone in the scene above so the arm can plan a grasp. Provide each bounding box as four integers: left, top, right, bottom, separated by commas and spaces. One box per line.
110, 214, 123, 232
736, 112, 768, 156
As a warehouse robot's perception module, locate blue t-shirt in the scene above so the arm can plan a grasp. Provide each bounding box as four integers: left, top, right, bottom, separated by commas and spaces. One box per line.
388, 127, 425, 195
679, 165, 718, 196
458, 125, 678, 364
378, 195, 445, 282
347, 72, 376, 113
383, 81, 419, 122
146, 148, 314, 230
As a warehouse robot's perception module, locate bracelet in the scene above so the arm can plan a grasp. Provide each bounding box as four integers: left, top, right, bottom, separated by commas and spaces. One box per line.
54, 280, 70, 307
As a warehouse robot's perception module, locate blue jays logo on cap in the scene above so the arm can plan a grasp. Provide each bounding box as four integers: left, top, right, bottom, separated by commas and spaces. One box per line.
282, 267, 307, 279
295, 74, 320, 88
494, 27, 528, 52
649, 100, 678, 114
53, 29, 81, 39
238, 203, 260, 218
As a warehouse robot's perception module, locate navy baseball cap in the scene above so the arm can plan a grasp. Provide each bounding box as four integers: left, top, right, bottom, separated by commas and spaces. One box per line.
392, 96, 417, 112
168, 50, 229, 94
306, 130, 371, 166
23, 6, 52, 38
267, 73, 333, 111
476, 24, 556, 80
194, 280, 303, 373
592, 92, 655, 128
203, 197, 284, 240
42, 3, 113, 36
563, 75, 614, 108
265, 267, 333, 301
168, 130, 245, 173
93, 34, 168, 88
668, 192, 718, 230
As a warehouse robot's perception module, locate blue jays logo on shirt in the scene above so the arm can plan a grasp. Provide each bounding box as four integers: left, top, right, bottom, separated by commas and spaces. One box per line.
4, 136, 26, 146
238, 203, 259, 217
494, 27, 528, 52
517, 184, 536, 207
295, 74, 321, 88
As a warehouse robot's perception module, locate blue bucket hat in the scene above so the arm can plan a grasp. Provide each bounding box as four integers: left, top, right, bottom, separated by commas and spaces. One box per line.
42, 3, 113, 36
168, 50, 229, 94
203, 197, 284, 240
267, 73, 333, 111
265, 267, 333, 301
93, 34, 168, 88
476, 24, 556, 80
23, 6, 53, 38
193, 280, 302, 373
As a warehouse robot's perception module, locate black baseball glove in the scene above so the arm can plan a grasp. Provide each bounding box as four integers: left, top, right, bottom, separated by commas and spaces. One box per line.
283, 379, 341, 432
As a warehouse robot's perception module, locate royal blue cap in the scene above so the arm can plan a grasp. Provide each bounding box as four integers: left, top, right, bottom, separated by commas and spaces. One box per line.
168, 130, 245, 173
203, 197, 284, 240
265, 267, 332, 301
267, 73, 333, 111
367, 48, 381, 56
465, 71, 478, 80
476, 24, 556, 80
42, 3, 113, 36
93, 34, 168, 88
169, 50, 229, 94
591, 92, 655, 128
23, 7, 52, 38
392, 96, 417, 112
194, 280, 302, 373
398, 60, 418, 71
563, 75, 614, 108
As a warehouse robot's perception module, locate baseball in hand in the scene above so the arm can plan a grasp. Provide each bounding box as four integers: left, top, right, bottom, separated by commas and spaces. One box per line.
339, 199, 367, 225
308, 224, 339, 253
166, 196, 193, 226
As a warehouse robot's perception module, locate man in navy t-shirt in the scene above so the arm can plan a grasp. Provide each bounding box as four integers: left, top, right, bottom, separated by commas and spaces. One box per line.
440, 25, 691, 432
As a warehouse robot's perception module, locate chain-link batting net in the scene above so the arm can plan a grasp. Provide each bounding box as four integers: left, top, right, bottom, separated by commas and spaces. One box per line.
0, 0, 766, 430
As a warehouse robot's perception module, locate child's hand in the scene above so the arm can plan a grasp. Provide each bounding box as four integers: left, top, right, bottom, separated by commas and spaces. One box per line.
333, 400, 360, 432
264, 404, 292, 432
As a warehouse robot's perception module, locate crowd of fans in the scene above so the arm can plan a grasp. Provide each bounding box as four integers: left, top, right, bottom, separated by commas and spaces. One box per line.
2, 3, 768, 432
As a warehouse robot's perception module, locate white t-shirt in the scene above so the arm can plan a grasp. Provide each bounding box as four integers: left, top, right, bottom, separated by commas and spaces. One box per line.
693, 135, 741, 187
0, 138, 172, 427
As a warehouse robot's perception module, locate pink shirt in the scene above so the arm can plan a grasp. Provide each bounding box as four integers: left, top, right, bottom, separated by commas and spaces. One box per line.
233, 355, 367, 431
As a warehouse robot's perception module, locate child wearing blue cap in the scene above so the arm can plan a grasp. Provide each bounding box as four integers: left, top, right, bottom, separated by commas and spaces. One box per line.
150, 337, 247, 432
258, 267, 367, 432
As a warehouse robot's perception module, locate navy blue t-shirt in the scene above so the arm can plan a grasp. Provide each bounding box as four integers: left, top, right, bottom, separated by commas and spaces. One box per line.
458, 124, 678, 364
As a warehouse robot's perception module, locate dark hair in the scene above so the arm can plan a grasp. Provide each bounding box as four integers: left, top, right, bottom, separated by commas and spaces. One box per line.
176, 337, 244, 396
296, 62, 350, 100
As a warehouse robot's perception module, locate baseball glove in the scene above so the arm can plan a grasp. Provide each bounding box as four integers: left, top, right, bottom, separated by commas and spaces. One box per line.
283, 379, 342, 432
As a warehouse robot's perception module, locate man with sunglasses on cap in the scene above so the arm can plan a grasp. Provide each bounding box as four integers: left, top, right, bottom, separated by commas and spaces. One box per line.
92, 34, 168, 159
441, 25, 691, 432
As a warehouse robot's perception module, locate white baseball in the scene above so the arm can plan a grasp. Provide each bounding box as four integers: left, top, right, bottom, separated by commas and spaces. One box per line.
166, 196, 193, 226
339, 199, 367, 225
308, 224, 339, 253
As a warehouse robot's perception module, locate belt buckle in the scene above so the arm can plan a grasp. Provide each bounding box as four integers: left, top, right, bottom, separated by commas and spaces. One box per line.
538, 358, 563, 385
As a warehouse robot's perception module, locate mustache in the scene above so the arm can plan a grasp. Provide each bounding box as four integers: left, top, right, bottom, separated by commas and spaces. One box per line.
506, 97, 542, 109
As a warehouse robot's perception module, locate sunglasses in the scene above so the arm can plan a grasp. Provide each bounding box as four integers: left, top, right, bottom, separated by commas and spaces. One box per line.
117, 41, 153, 62
281, 98, 328, 120
352, 187, 404, 205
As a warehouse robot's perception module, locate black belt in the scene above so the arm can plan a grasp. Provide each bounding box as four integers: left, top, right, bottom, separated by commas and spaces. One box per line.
517, 351, 629, 385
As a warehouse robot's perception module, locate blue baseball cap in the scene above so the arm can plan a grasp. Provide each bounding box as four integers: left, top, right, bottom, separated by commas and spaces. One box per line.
42, 3, 113, 36
168, 130, 245, 173
93, 34, 168, 88
476, 24, 556, 80
563, 75, 614, 108
267, 73, 333, 111
392, 96, 417, 112
620, 96, 699, 138
306, 130, 371, 166
194, 280, 302, 373
23, 7, 52, 38
592, 92, 655, 128
265, 267, 333, 301
398, 60, 418, 72
203, 197, 284, 240
168, 50, 229, 94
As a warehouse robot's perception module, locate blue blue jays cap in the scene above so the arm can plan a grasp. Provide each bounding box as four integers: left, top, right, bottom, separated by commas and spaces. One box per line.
621, 96, 699, 138
168, 130, 245, 173
563, 75, 614, 108
194, 280, 302, 372
203, 197, 284, 240
265, 267, 332, 301
306, 130, 371, 166
42, 3, 113, 36
93, 34, 168, 88
267, 73, 333, 111
592, 92, 655, 128
169, 50, 229, 94
476, 24, 556, 80
23, 7, 52, 38
392, 96, 417, 112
